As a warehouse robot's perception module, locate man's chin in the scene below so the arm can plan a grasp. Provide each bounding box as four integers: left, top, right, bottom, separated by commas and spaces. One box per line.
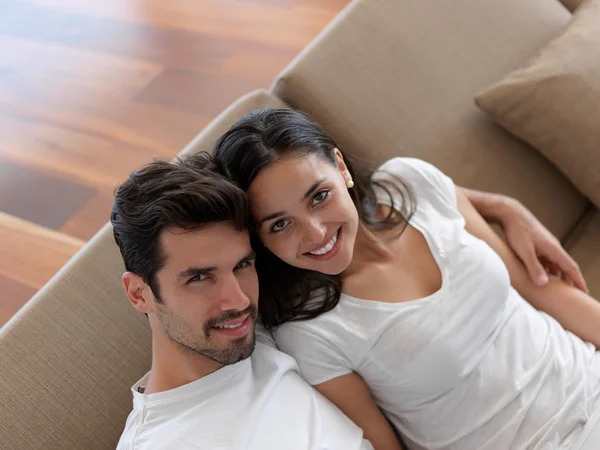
212, 326, 256, 365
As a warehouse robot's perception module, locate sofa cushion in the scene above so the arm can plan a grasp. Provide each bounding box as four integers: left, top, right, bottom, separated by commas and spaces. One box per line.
565, 207, 600, 298
272, 0, 586, 240
0, 89, 287, 450
476, 0, 600, 209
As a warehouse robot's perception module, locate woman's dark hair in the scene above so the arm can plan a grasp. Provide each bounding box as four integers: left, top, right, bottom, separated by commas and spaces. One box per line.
213, 108, 415, 329
111, 151, 249, 302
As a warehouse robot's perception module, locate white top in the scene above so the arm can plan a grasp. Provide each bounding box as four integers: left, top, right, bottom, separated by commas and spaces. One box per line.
273, 157, 600, 450
117, 327, 373, 450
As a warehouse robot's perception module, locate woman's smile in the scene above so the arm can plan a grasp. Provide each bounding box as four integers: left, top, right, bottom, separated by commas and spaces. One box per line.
303, 227, 343, 261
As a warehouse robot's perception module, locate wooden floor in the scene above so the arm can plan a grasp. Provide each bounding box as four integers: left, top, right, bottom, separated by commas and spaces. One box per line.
0, 0, 350, 327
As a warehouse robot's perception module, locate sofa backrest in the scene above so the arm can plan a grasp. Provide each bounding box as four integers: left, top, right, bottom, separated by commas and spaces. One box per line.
0, 90, 287, 450
272, 0, 588, 241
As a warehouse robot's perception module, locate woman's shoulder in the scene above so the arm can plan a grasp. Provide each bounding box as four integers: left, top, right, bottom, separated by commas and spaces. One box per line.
271, 315, 355, 385
376, 157, 446, 183
272, 311, 335, 343
272, 305, 353, 355
375, 157, 458, 209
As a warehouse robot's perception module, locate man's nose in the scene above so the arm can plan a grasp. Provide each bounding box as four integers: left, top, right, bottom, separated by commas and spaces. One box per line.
217, 275, 250, 312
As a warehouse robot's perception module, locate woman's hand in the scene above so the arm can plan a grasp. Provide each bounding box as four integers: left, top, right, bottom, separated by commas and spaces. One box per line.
460, 187, 588, 293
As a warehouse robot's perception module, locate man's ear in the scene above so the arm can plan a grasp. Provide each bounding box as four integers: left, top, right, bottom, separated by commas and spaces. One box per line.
122, 272, 154, 314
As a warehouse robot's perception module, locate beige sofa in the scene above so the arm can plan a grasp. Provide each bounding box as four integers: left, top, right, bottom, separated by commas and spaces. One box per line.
2, 0, 597, 448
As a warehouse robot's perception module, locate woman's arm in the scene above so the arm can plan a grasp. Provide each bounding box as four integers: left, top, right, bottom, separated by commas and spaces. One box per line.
316, 373, 403, 450
459, 187, 588, 293
457, 189, 600, 348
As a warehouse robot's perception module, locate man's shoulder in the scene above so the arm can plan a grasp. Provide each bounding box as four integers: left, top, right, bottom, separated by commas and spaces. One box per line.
116, 406, 184, 450
116, 413, 193, 450
116, 408, 145, 450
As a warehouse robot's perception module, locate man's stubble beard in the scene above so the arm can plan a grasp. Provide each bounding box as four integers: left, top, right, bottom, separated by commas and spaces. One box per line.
156, 303, 258, 365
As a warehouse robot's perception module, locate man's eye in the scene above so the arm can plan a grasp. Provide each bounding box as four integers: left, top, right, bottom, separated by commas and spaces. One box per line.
188, 274, 207, 283
270, 219, 290, 233
235, 260, 255, 270
311, 190, 330, 206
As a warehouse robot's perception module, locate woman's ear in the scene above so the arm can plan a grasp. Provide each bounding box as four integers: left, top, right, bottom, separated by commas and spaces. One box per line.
333, 148, 353, 187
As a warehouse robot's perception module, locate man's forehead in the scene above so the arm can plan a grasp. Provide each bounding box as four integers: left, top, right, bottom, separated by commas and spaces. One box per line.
159, 224, 251, 268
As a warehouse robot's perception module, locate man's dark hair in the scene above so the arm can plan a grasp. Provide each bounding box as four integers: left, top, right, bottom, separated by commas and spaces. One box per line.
111, 151, 249, 302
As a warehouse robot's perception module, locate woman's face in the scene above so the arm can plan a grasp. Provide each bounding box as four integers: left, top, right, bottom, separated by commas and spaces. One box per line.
247, 149, 359, 275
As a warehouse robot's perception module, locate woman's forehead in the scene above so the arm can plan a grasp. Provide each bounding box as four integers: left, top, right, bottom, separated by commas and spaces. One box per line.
248, 155, 335, 206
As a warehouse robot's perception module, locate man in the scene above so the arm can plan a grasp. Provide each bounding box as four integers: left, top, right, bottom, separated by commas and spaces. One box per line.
112, 152, 373, 449
112, 151, 587, 450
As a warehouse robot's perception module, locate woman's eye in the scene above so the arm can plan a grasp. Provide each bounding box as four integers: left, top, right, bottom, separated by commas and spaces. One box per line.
270, 219, 290, 233
311, 190, 330, 206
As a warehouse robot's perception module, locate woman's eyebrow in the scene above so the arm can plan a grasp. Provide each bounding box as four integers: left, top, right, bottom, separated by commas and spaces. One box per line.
259, 211, 285, 226
302, 177, 327, 202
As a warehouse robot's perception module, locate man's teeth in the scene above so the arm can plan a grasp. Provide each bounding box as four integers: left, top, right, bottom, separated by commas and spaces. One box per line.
215, 322, 243, 329
309, 232, 338, 256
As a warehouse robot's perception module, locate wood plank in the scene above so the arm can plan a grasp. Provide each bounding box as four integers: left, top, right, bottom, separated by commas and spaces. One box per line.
59, 192, 114, 241
26, 0, 349, 48
0, 64, 209, 156
0, 273, 37, 328
0, 160, 97, 229
0, 3, 298, 71
0, 111, 178, 196
0, 212, 85, 290
135, 69, 265, 115
0, 34, 163, 98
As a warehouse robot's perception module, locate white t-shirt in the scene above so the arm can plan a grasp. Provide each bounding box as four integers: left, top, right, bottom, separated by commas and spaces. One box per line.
117, 327, 373, 450
273, 157, 600, 450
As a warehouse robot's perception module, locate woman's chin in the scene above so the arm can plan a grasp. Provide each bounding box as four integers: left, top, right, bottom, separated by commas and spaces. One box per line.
321, 265, 348, 276
303, 250, 353, 275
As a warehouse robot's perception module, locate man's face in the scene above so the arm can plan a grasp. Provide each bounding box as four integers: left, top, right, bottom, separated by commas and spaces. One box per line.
149, 223, 259, 366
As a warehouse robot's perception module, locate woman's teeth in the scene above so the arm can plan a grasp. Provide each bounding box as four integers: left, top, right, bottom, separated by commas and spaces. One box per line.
309, 231, 338, 256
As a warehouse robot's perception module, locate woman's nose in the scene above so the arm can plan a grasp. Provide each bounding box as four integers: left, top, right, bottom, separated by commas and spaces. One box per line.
303, 218, 327, 244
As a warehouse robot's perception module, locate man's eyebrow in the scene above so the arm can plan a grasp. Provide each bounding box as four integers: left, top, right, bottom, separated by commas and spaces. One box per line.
177, 250, 256, 279
258, 178, 327, 226
177, 266, 216, 280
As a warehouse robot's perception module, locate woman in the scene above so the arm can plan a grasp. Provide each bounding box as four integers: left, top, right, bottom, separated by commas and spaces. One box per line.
213, 108, 600, 450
